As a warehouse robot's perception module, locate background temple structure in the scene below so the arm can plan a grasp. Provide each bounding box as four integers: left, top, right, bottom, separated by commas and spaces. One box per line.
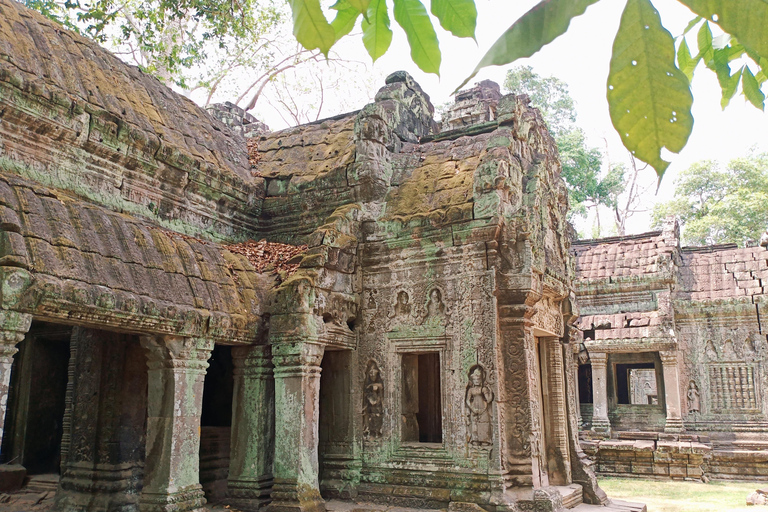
573, 223, 768, 481
0, 1, 648, 511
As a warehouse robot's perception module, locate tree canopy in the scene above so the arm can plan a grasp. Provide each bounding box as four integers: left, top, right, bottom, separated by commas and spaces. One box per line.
285, 0, 767, 182
652, 153, 768, 246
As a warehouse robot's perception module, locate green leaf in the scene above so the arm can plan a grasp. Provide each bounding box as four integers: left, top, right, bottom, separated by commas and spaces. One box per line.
457, 0, 602, 91
393, 0, 441, 75
742, 66, 766, 110
331, 0, 361, 41
347, 0, 371, 16
682, 15, 702, 36
430, 0, 476, 39
677, 38, 698, 81
362, 0, 393, 62
677, 0, 768, 58
696, 21, 713, 63
719, 64, 743, 109
607, 0, 694, 179
287, 0, 336, 56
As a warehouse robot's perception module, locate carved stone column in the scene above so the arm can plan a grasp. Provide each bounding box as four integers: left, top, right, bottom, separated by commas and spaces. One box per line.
589, 352, 611, 435
0, 311, 31, 444
267, 342, 325, 512
227, 345, 275, 511
139, 336, 213, 512
660, 350, 684, 433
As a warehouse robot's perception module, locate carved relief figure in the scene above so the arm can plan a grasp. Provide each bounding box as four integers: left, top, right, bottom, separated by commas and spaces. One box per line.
421, 288, 448, 325
389, 291, 412, 319
687, 380, 701, 414
705, 339, 719, 360
465, 364, 494, 446
363, 360, 384, 437
722, 339, 739, 360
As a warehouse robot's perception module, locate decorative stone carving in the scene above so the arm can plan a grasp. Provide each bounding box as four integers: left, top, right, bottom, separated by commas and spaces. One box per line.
0, 311, 32, 443
363, 360, 384, 438
687, 380, 701, 414
465, 364, 493, 446
709, 364, 758, 411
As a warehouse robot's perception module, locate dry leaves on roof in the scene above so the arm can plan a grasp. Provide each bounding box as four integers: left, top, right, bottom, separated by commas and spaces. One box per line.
225, 239, 307, 275
247, 137, 262, 175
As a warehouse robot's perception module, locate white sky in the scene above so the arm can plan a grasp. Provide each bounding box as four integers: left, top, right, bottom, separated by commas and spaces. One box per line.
258, 0, 768, 236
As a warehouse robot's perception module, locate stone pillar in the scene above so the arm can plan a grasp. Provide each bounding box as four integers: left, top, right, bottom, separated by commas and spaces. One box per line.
267, 342, 325, 512
589, 352, 611, 435
227, 345, 275, 511
56, 328, 148, 511
659, 350, 684, 433
139, 336, 213, 512
0, 311, 31, 445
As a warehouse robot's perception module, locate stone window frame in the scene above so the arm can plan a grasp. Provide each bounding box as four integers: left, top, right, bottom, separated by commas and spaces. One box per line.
389, 336, 450, 456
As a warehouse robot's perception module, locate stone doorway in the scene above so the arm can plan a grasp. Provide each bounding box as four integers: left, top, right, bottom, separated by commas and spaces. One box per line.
1, 322, 71, 475
200, 344, 235, 504
318, 349, 353, 498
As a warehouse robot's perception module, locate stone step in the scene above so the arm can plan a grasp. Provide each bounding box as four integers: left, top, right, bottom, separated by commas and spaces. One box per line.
24, 474, 59, 494
571, 499, 647, 512
553, 484, 584, 508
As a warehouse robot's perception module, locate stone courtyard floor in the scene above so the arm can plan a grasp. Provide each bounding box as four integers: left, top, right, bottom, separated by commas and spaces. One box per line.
600, 477, 759, 511
0, 478, 759, 511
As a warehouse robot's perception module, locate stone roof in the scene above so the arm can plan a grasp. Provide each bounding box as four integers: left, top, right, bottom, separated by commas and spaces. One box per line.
572, 231, 674, 280
381, 133, 490, 223
0, 172, 267, 343
254, 114, 356, 180
679, 245, 768, 300
0, 0, 261, 242
0, 0, 251, 182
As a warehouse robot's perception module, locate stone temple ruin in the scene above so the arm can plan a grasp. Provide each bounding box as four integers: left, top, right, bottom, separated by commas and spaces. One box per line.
0, 2, 642, 512
14, 0, 768, 508
573, 221, 768, 482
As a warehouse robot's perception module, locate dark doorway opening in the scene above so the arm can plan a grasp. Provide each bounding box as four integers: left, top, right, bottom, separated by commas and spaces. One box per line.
318, 349, 352, 497
200, 345, 234, 503
578, 364, 593, 404
615, 362, 656, 404
401, 352, 442, 444
1, 322, 71, 474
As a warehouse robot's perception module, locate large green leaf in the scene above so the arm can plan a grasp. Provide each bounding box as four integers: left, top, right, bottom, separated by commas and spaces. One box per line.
677, 0, 768, 58
288, 0, 336, 55
393, 0, 441, 75
430, 0, 477, 39
331, 0, 361, 41
607, 0, 694, 178
457, 0, 601, 91
362, 0, 393, 61
743, 66, 766, 110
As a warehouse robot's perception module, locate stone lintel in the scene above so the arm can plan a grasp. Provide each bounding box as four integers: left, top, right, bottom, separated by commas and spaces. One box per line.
584, 337, 676, 353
